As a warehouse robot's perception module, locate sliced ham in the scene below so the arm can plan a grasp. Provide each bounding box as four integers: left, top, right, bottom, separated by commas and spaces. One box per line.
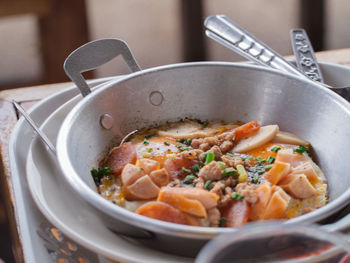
250, 182, 272, 221
104, 142, 137, 174
158, 187, 219, 210
264, 161, 291, 185
275, 149, 309, 168
121, 163, 144, 186
221, 200, 250, 228
275, 148, 294, 164
149, 168, 170, 187
124, 175, 160, 200
157, 188, 207, 218
280, 173, 316, 199
262, 186, 290, 220
291, 162, 320, 185
163, 157, 195, 180
135, 158, 160, 174
136, 201, 188, 225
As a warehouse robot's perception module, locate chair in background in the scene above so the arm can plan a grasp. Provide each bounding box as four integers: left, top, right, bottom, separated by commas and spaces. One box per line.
0, 0, 92, 89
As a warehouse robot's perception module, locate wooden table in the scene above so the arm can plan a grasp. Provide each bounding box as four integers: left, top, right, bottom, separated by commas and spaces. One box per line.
1, 48, 350, 262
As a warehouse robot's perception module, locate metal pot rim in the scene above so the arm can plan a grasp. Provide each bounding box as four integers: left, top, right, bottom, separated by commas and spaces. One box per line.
56, 61, 350, 239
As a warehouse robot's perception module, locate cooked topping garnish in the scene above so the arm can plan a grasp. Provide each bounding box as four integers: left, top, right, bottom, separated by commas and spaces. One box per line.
204, 180, 213, 190
217, 161, 226, 170
219, 217, 227, 227
182, 167, 192, 174
222, 167, 237, 178
267, 156, 276, 164
95, 119, 327, 228
192, 164, 200, 173
91, 167, 112, 184
294, 145, 310, 155
184, 138, 192, 146
232, 193, 244, 201
204, 152, 215, 165
237, 165, 248, 183
183, 175, 196, 184
271, 146, 281, 152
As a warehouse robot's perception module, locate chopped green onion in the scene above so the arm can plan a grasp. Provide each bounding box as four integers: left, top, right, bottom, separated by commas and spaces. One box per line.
184, 138, 192, 146
219, 217, 227, 227
164, 141, 170, 146
232, 193, 239, 200
142, 152, 152, 158
176, 138, 185, 143
271, 146, 281, 152
90, 167, 112, 184
237, 164, 248, 182
183, 175, 196, 184
176, 145, 189, 152
217, 161, 226, 170
267, 156, 276, 164
192, 164, 200, 173
182, 167, 192, 174
256, 156, 266, 163
143, 139, 149, 145
205, 152, 215, 165
264, 164, 273, 171
252, 175, 259, 184
222, 167, 237, 178
294, 145, 309, 154
244, 156, 253, 160
204, 180, 213, 190
232, 193, 244, 201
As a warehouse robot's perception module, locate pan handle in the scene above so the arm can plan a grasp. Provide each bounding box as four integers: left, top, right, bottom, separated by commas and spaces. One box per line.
64, 38, 141, 97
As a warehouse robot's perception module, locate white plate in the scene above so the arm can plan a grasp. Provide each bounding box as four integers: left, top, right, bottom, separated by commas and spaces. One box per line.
23, 62, 350, 263
25, 83, 192, 262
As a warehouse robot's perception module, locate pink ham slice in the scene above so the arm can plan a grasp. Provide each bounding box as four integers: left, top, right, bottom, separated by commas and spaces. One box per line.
262, 186, 290, 220
291, 162, 320, 185
104, 142, 137, 174
159, 187, 219, 209
280, 173, 316, 199
124, 175, 160, 200
149, 168, 170, 187
135, 159, 160, 174
275, 148, 309, 168
121, 163, 144, 186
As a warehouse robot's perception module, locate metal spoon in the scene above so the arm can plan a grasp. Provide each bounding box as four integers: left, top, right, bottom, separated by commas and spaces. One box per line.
204, 15, 350, 101
290, 28, 324, 83
13, 100, 57, 155
13, 100, 136, 154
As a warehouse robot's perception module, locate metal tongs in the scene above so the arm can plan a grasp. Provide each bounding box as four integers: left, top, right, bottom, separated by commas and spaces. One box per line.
204, 15, 350, 101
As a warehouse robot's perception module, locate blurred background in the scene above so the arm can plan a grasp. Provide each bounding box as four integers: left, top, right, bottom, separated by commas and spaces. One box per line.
0, 0, 350, 91
1, 0, 350, 261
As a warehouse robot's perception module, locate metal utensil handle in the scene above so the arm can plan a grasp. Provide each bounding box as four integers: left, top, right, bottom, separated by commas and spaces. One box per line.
64, 38, 141, 97
290, 28, 324, 83
13, 100, 56, 155
204, 15, 306, 78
